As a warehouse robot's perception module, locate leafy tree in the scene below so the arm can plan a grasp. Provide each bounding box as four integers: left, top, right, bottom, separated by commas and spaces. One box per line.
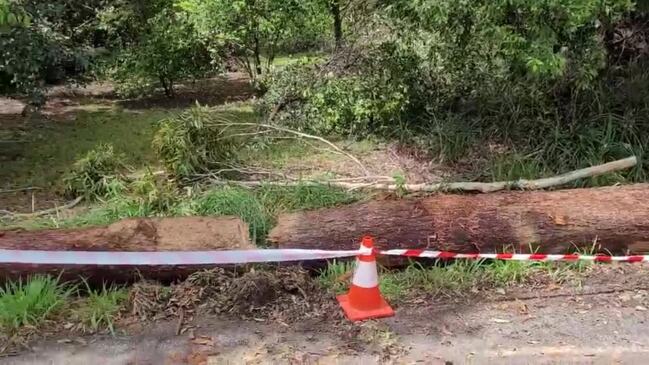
0, 1, 40, 97
96, 0, 174, 48
384, 0, 633, 97
0, 0, 99, 103
180, 0, 330, 80
265, 0, 637, 139
109, 6, 216, 97
325, 0, 379, 48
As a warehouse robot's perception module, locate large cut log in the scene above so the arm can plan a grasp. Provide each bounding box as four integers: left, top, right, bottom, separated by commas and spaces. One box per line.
269, 184, 649, 260
0, 216, 251, 283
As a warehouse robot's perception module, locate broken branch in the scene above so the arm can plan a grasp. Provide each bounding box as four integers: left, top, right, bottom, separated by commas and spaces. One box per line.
0, 196, 84, 218
208, 156, 637, 193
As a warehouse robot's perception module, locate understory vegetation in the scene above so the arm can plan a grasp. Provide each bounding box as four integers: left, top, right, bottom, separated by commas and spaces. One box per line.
260, 1, 649, 183
4, 0, 649, 185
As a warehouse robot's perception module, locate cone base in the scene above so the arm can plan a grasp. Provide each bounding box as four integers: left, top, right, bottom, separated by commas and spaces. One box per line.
336, 293, 395, 322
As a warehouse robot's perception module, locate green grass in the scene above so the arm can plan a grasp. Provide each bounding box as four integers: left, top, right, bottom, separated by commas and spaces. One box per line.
0, 275, 74, 331
239, 140, 314, 168
485, 259, 545, 286
378, 261, 487, 301
1, 101, 261, 193
0, 275, 127, 335
317, 260, 490, 302
318, 260, 356, 294
1, 108, 168, 190
75, 281, 127, 334
269, 52, 325, 67
4, 182, 362, 244
196, 184, 361, 244
318, 256, 595, 303
257, 184, 360, 213
483, 112, 647, 185
196, 187, 271, 244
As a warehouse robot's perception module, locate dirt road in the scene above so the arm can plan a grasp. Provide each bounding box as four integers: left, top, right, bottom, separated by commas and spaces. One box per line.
4, 265, 649, 364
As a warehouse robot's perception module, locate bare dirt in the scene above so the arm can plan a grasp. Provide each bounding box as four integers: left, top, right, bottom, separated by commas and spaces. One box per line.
4, 264, 649, 364
43, 73, 256, 112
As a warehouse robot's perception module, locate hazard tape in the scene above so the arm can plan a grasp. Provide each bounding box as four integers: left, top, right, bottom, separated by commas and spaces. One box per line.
378, 249, 649, 263
0, 248, 365, 266
0, 247, 648, 266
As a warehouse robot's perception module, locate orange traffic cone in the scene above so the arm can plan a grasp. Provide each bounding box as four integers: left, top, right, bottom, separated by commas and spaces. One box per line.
336, 236, 395, 321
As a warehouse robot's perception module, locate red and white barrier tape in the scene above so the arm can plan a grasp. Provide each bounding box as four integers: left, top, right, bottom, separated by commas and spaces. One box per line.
378, 249, 649, 263
0, 248, 366, 266
0, 247, 648, 266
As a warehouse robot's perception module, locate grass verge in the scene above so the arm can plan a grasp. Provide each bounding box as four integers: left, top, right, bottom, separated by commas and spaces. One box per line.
0, 275, 74, 332
1, 108, 167, 190
75, 281, 127, 334
318, 257, 593, 303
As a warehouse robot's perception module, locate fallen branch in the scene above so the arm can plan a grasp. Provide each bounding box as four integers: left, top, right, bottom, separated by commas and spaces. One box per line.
212, 121, 369, 176
0, 196, 84, 218
209, 156, 637, 193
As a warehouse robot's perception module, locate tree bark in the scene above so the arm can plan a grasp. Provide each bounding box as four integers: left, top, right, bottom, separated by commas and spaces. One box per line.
269, 184, 649, 260
253, 34, 262, 77
330, 0, 343, 49
0, 217, 251, 283
160, 76, 174, 98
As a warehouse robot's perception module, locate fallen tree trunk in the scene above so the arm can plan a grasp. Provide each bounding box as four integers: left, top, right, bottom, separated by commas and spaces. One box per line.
269, 184, 649, 262
0, 217, 251, 283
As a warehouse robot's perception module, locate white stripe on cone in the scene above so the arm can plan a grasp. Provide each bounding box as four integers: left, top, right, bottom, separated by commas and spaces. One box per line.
352, 259, 379, 288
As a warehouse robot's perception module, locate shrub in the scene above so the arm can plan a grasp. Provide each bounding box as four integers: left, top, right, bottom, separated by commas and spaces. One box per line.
109, 8, 217, 97
260, 56, 409, 136
304, 74, 408, 136
63, 144, 128, 199
260, 2, 649, 183
152, 105, 242, 179
129, 171, 179, 214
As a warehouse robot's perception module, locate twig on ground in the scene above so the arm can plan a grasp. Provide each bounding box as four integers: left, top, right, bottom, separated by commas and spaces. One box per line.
126, 170, 166, 180
207, 156, 637, 193
0, 187, 41, 194
193, 165, 299, 182
0, 196, 84, 218
175, 309, 184, 336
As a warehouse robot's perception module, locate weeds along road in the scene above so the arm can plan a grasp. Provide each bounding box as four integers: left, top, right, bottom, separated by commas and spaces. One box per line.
4, 264, 649, 365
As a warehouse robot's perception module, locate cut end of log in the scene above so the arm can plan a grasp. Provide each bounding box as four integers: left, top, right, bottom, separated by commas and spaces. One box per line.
0, 216, 252, 283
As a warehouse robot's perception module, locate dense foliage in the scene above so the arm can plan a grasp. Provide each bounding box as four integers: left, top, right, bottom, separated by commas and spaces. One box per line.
3, 0, 649, 182
0, 0, 95, 102
63, 144, 128, 199
108, 7, 215, 97
261, 0, 649, 181
179, 0, 331, 80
